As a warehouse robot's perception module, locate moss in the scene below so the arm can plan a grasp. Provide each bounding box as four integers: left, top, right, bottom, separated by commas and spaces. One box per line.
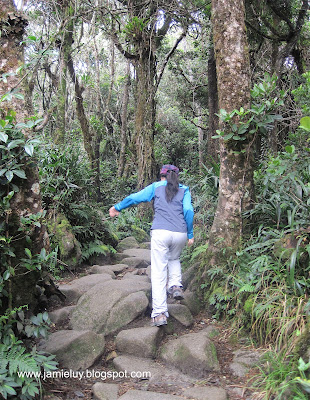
244, 296, 255, 314
47, 213, 82, 267
174, 344, 190, 361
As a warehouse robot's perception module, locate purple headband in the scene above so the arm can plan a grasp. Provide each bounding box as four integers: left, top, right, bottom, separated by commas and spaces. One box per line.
160, 164, 179, 175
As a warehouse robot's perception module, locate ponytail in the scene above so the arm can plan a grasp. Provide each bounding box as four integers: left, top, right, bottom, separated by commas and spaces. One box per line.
165, 171, 179, 202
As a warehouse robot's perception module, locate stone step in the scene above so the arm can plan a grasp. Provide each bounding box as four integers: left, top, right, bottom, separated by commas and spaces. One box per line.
69, 279, 151, 335
59, 273, 113, 304
49, 305, 75, 326
118, 390, 185, 400
92, 382, 119, 400
115, 326, 164, 358
160, 329, 220, 378
113, 355, 195, 387
122, 248, 151, 263
168, 303, 194, 327
39, 329, 105, 370
92, 382, 228, 400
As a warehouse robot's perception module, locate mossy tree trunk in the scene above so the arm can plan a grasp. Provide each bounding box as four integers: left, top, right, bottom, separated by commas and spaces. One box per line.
207, 0, 253, 263
206, 44, 219, 162
134, 46, 157, 188
54, 0, 75, 144
113, 0, 187, 187
0, 0, 46, 310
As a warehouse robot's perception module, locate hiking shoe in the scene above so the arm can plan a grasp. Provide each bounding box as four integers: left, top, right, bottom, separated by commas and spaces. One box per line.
171, 285, 184, 300
151, 313, 167, 327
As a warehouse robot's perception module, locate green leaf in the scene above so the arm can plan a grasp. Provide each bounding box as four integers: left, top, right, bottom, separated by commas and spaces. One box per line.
5, 170, 13, 182
0, 168, 7, 177
285, 145, 295, 154
3, 270, 10, 280
3, 385, 17, 396
7, 139, 24, 150
24, 144, 34, 156
12, 169, 26, 179
223, 132, 234, 140
0, 132, 8, 143
300, 116, 310, 132
13, 92, 24, 100
25, 248, 32, 258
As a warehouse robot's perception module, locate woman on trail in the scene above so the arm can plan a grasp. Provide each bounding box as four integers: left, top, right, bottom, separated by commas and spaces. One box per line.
109, 164, 194, 327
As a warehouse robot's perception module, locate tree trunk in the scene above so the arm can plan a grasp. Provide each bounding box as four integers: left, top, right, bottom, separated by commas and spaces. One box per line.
134, 50, 156, 188
208, 0, 252, 259
0, 0, 46, 310
206, 44, 219, 162
55, 1, 74, 144
118, 60, 131, 177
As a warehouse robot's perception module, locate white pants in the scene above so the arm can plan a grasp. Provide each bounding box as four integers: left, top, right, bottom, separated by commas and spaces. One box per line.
150, 229, 187, 318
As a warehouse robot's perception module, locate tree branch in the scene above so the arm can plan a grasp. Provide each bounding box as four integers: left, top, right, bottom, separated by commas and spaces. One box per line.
155, 29, 187, 91
111, 32, 138, 60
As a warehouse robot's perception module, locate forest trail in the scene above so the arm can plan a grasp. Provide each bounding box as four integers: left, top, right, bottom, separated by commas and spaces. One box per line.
41, 237, 261, 400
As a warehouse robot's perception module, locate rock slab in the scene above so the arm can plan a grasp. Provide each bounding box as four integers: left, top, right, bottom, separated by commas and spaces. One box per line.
92, 382, 119, 400
59, 273, 112, 304
160, 330, 220, 378
168, 303, 194, 327
118, 390, 184, 400
70, 280, 150, 335
115, 326, 164, 358
40, 330, 105, 370
183, 386, 228, 400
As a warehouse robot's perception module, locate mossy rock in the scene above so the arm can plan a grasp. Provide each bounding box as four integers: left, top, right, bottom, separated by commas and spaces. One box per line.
47, 213, 82, 268
131, 226, 150, 243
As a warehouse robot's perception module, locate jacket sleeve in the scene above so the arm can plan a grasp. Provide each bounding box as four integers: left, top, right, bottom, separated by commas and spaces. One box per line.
114, 183, 156, 211
182, 187, 194, 239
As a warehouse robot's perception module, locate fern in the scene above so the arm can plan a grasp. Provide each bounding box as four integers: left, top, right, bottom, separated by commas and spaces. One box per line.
190, 243, 209, 262
237, 284, 256, 294
81, 240, 114, 261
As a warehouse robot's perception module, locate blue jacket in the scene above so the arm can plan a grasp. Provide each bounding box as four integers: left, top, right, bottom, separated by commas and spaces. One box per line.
114, 181, 194, 239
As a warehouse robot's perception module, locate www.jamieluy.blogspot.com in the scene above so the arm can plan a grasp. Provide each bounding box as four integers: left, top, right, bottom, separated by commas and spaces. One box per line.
17, 369, 152, 381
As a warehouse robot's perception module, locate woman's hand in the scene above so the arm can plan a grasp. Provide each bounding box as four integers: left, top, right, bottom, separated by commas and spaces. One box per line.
109, 206, 120, 217
187, 238, 194, 246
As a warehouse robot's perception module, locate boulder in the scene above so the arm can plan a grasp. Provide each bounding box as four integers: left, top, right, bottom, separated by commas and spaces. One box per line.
59, 273, 112, 304
139, 242, 151, 249
180, 290, 201, 316
182, 265, 197, 290
183, 386, 228, 400
92, 382, 119, 400
117, 237, 140, 251
160, 330, 220, 377
104, 291, 149, 335
229, 349, 261, 377
89, 265, 116, 278
121, 257, 150, 268
168, 304, 194, 327
115, 326, 164, 358
118, 390, 184, 400
113, 253, 128, 263
49, 305, 75, 326
123, 273, 150, 283
70, 280, 151, 335
122, 248, 151, 263
40, 330, 105, 370
113, 355, 194, 385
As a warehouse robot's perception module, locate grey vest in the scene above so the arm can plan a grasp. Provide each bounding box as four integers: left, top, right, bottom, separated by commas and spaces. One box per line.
151, 185, 187, 233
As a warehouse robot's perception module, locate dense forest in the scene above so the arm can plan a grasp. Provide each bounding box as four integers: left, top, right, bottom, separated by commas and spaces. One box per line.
0, 0, 310, 398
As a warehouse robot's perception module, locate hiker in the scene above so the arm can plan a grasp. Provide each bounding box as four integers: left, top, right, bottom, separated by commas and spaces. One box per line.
109, 164, 194, 327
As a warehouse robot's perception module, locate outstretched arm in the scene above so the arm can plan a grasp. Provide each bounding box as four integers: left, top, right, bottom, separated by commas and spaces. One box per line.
110, 183, 156, 217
